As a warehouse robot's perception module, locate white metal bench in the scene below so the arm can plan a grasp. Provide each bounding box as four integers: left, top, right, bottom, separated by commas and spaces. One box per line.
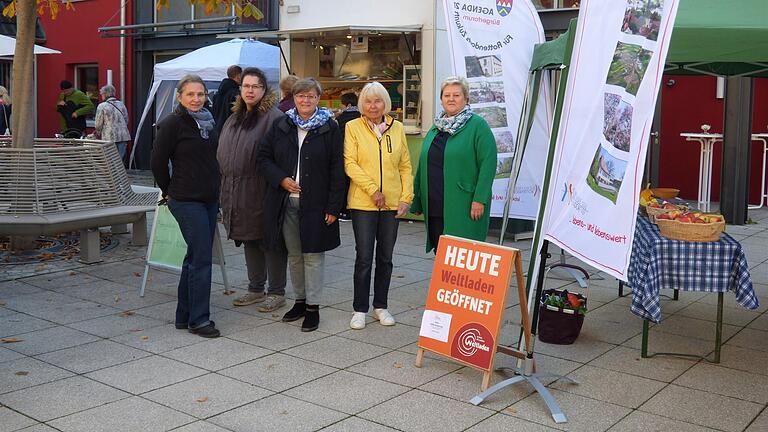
0, 138, 157, 263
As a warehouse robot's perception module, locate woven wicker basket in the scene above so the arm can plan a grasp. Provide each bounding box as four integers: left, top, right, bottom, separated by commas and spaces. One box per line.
645, 205, 675, 222
656, 218, 725, 242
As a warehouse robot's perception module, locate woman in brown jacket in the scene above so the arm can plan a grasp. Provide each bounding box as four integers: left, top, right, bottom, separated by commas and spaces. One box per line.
217, 67, 288, 312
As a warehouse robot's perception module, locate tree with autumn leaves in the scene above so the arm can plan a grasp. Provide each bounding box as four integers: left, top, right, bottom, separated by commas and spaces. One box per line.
4, 0, 264, 149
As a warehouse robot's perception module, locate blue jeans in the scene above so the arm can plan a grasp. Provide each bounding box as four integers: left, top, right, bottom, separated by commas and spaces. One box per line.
168, 199, 218, 329
351, 210, 399, 312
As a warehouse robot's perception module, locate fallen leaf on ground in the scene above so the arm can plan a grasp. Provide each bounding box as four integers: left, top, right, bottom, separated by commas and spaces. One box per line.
223, 290, 234, 296
128, 328, 143, 332
393, 274, 405, 278
118, 311, 135, 317
140, 335, 149, 341
34, 265, 45, 272
0, 301, 6, 306
114, 294, 120, 303
132, 272, 142, 277
1, 338, 23, 343
393, 362, 402, 369
14, 371, 29, 376
504, 407, 518, 415
271, 314, 279, 318
195, 396, 209, 403
68, 271, 76, 276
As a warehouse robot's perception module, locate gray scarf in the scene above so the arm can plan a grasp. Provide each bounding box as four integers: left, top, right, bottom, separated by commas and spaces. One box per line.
187, 108, 215, 139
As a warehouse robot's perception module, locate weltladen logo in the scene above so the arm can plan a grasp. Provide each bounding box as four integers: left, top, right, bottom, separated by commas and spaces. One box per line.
496, 0, 513, 16
451, 322, 494, 369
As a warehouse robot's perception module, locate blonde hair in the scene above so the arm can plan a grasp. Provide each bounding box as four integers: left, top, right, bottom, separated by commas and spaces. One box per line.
0, 86, 11, 104
279, 75, 300, 95
359, 82, 392, 116
439, 76, 469, 100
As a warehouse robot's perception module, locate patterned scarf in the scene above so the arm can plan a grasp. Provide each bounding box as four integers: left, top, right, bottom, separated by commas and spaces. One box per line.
286, 107, 333, 131
434, 105, 473, 135
187, 108, 215, 139
365, 117, 388, 138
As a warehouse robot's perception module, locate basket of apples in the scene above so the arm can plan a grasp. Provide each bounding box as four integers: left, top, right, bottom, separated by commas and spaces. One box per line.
655, 210, 725, 242
644, 200, 682, 222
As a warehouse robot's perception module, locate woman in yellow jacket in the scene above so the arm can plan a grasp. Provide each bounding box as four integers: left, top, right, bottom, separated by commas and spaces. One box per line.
344, 82, 413, 330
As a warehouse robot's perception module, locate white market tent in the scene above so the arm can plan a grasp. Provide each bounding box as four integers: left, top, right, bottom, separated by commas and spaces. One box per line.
131, 38, 279, 167
0, 34, 61, 56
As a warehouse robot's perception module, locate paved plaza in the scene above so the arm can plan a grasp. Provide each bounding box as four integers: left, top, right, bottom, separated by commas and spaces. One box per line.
1, 205, 767, 432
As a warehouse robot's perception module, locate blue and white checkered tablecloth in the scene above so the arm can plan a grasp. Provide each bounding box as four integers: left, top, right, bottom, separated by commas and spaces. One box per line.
627, 216, 759, 322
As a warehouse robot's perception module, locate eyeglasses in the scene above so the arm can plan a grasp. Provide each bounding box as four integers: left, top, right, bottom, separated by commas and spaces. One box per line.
241, 84, 265, 91
295, 94, 319, 101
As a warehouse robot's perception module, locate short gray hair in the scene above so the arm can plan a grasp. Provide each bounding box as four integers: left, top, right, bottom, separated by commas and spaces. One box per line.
440, 76, 470, 100
359, 82, 392, 116
292, 78, 322, 97
99, 85, 116, 97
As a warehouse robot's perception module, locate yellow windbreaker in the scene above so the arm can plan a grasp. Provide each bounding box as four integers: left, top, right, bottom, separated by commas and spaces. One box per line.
344, 116, 414, 211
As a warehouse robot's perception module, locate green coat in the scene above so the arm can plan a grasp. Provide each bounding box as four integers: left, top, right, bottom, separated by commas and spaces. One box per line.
412, 114, 497, 252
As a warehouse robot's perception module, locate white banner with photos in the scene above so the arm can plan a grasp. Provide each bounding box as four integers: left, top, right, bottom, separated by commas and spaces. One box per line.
542, 0, 680, 280
442, 0, 551, 220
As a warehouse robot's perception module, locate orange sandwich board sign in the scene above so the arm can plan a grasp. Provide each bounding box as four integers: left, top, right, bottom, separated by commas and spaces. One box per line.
416, 235, 522, 390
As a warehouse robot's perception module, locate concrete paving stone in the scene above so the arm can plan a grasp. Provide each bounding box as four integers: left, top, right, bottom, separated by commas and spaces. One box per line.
34, 339, 151, 374
0, 357, 73, 394
550, 365, 666, 409
388, 282, 430, 306
745, 408, 768, 432
78, 261, 147, 283
401, 258, 438, 273
0, 313, 56, 338
725, 327, 768, 352
169, 421, 232, 432
209, 394, 347, 432
2, 326, 101, 356
87, 289, 176, 311
717, 344, 768, 377
219, 352, 337, 392
143, 373, 272, 419
133, 300, 179, 323
388, 268, 432, 288
349, 350, 461, 388
319, 416, 399, 431
0, 346, 25, 364
747, 312, 768, 331
205, 308, 272, 336
579, 316, 643, 345
508, 388, 631, 432
227, 321, 330, 351
676, 301, 763, 327
465, 414, 561, 431
290, 306, 371, 334
284, 370, 409, 415
534, 334, 615, 363
651, 314, 741, 342
0, 280, 45, 299
283, 335, 391, 369
4, 290, 119, 325
336, 320, 420, 349
392, 307, 427, 327
639, 384, 763, 432
588, 346, 696, 382
162, 337, 272, 371
359, 389, 493, 432
623, 331, 715, 358
20, 272, 106, 291
110, 323, 206, 354
673, 362, 768, 404
16, 424, 59, 432
85, 355, 207, 395
0, 376, 129, 421
588, 303, 657, 325
49, 396, 194, 432
695, 291, 755, 309
67, 312, 167, 338
319, 288, 355, 308
608, 410, 719, 431
0, 405, 37, 431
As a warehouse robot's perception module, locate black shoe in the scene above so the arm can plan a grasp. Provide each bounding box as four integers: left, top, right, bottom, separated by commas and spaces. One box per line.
281, 300, 306, 322
301, 305, 319, 332
188, 322, 220, 338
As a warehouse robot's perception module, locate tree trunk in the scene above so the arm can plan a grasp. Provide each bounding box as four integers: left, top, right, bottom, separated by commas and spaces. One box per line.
9, 1, 38, 250
11, 0, 36, 149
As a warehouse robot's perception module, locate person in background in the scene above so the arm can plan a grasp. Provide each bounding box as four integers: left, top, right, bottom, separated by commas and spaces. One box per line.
258, 78, 345, 332
411, 75, 496, 252
212, 65, 242, 136
56, 80, 95, 137
218, 67, 288, 313
0, 85, 11, 135
343, 82, 412, 330
277, 74, 299, 112
93, 85, 131, 164
335, 92, 361, 221
151, 74, 221, 338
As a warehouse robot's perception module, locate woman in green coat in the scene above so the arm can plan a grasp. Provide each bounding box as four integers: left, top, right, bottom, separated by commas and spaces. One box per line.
411, 76, 497, 252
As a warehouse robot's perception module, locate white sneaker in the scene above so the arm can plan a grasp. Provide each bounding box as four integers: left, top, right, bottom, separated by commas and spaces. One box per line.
350, 312, 366, 330
372, 308, 395, 326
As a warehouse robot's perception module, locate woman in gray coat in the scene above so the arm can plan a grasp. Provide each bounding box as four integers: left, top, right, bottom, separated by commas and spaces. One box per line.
217, 67, 288, 313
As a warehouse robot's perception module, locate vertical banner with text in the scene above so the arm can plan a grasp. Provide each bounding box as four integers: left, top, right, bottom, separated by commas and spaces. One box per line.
443, 0, 551, 220
542, 0, 680, 280
419, 236, 514, 371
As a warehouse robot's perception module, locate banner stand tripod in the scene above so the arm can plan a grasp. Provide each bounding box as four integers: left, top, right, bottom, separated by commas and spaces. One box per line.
472, 20, 579, 424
